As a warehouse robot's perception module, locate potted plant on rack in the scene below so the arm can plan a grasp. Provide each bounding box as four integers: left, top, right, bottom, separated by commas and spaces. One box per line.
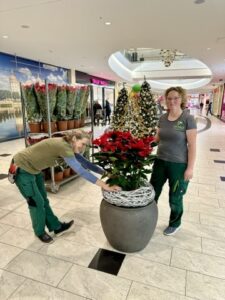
80, 86, 89, 127
56, 85, 67, 131
66, 86, 77, 129
92, 130, 158, 253
54, 164, 64, 182
62, 161, 71, 178
34, 82, 57, 133
21, 84, 42, 133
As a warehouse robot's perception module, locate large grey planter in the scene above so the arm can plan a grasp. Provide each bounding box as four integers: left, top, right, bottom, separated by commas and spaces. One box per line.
100, 199, 158, 253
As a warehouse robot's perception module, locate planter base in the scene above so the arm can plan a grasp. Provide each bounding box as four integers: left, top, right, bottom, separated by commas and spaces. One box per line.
100, 199, 158, 253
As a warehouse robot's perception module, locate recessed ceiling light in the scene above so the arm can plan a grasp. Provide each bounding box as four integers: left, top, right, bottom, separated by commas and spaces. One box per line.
105, 21, 111, 26
2, 35, 8, 39
194, 0, 205, 4
207, 47, 211, 50
21, 25, 30, 29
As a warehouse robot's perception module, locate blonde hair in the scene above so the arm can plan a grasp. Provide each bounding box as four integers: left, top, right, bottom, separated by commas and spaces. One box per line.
63, 129, 90, 144
165, 86, 187, 110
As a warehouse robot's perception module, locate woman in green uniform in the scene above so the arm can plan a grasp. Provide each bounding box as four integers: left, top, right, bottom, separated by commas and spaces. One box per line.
12, 130, 120, 243
150, 87, 197, 236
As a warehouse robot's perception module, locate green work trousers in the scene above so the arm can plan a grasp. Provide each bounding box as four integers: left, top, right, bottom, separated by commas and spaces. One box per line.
150, 158, 189, 228
15, 168, 61, 236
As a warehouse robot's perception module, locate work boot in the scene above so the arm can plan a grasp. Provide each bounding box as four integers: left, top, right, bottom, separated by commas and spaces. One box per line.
54, 220, 74, 235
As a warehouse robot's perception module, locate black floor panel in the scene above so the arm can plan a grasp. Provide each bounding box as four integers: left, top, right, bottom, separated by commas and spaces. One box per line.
88, 248, 125, 275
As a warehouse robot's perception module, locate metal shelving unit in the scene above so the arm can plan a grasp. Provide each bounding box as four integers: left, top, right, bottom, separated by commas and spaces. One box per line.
20, 80, 93, 193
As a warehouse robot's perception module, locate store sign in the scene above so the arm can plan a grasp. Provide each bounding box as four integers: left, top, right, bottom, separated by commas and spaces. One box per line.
90, 78, 108, 86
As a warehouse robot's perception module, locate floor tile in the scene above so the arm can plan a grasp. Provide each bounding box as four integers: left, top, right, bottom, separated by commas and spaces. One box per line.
186, 271, 225, 300
171, 248, 225, 280
58, 264, 131, 300
88, 248, 125, 275
200, 214, 225, 229
185, 195, 220, 208
39, 238, 98, 266
0, 209, 10, 219
9, 279, 84, 300
202, 238, 225, 259
188, 203, 225, 218
0, 227, 43, 251
151, 228, 202, 252
181, 221, 225, 241
0, 223, 12, 237
0, 269, 25, 300
131, 241, 172, 265
0, 242, 23, 268
6, 250, 72, 287
119, 256, 186, 295
0, 211, 31, 229
127, 281, 194, 300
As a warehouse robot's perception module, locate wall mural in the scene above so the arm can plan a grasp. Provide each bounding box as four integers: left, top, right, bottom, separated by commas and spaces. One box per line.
0, 52, 69, 142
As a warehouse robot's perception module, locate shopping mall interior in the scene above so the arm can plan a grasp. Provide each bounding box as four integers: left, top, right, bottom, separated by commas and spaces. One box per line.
0, 1, 225, 299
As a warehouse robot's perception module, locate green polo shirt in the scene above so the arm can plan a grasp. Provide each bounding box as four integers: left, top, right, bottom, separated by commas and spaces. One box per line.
14, 138, 74, 174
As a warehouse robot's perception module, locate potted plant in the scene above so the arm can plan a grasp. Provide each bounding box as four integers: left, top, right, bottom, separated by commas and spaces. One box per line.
21, 84, 41, 133
34, 83, 57, 133
61, 161, 71, 178
56, 85, 67, 131
92, 130, 158, 253
66, 86, 77, 129
54, 164, 64, 182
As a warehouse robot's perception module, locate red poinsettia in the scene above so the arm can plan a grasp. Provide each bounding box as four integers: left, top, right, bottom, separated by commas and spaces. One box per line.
92, 131, 156, 191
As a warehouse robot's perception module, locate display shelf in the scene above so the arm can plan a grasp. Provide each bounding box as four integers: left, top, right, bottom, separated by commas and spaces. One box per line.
45, 172, 79, 193
20, 80, 93, 193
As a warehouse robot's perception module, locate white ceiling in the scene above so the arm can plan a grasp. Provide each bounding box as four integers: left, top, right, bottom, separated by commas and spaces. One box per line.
0, 0, 225, 92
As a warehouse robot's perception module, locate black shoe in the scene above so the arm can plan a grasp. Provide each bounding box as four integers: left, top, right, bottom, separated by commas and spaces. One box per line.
54, 220, 74, 235
37, 232, 53, 243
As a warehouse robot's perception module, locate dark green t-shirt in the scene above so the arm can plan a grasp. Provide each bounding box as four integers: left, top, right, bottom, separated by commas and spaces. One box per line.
157, 111, 197, 163
14, 138, 74, 174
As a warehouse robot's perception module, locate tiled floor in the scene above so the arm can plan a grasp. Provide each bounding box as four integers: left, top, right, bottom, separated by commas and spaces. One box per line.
1, 115, 225, 299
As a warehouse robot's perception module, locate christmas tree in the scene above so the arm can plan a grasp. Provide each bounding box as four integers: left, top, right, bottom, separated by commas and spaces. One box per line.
112, 82, 157, 138
111, 87, 128, 130
139, 81, 157, 136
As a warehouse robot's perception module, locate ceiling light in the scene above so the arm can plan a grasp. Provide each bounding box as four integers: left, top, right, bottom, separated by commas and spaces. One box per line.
21, 25, 30, 29
2, 35, 8, 39
105, 22, 111, 26
207, 47, 211, 50
194, 0, 205, 4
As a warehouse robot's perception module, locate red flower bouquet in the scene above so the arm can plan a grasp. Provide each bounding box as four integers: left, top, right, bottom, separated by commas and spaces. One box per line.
92, 131, 156, 191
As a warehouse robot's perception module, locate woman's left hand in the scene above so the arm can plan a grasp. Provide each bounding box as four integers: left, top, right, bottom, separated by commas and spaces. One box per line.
184, 168, 193, 181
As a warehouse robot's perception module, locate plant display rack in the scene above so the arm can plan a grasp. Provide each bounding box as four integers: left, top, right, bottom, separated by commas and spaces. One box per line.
20, 80, 94, 193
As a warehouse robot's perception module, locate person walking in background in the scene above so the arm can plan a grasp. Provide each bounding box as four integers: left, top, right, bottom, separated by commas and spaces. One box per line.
93, 100, 103, 125
10, 130, 120, 243
104, 99, 112, 124
206, 101, 213, 116
150, 86, 197, 236
199, 102, 204, 114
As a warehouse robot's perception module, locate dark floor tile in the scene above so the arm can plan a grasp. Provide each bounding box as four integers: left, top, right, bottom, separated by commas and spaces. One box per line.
220, 176, 225, 182
210, 149, 220, 152
88, 248, 125, 275
214, 160, 225, 164
0, 174, 8, 180
0, 154, 11, 157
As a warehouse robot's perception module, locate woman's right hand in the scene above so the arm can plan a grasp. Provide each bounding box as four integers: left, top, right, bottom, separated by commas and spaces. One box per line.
103, 184, 121, 192
96, 179, 121, 192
